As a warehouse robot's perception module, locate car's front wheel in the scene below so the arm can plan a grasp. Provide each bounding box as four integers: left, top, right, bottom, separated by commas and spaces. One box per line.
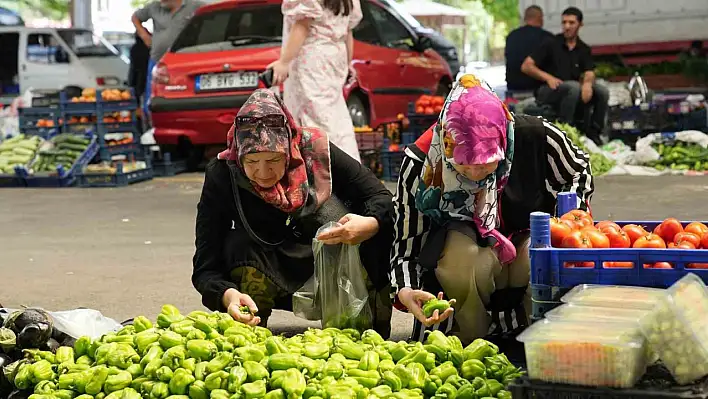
347, 95, 369, 127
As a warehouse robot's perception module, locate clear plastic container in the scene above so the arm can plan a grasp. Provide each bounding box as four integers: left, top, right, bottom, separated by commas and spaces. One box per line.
517, 319, 647, 388
639, 273, 708, 384
545, 304, 650, 323
561, 284, 665, 310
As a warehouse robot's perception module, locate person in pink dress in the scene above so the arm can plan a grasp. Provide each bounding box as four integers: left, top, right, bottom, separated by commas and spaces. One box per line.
268, 0, 362, 162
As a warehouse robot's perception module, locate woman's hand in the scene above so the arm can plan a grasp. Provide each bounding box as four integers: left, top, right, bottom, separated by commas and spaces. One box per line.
316, 214, 379, 245
398, 288, 456, 327
266, 59, 290, 86
223, 288, 261, 326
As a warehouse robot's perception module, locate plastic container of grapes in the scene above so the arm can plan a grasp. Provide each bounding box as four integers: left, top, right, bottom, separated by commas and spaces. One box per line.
561, 284, 665, 310
517, 319, 648, 388
639, 273, 708, 385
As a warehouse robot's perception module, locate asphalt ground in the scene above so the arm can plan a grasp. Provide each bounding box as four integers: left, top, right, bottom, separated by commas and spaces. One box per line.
2, 173, 708, 340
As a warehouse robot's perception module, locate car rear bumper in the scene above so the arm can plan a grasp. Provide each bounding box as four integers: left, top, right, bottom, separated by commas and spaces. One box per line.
150, 94, 250, 113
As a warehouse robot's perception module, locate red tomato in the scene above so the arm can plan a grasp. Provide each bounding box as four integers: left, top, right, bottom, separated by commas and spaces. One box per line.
668, 241, 696, 249
623, 224, 648, 245
550, 217, 573, 247
565, 262, 595, 268
586, 230, 610, 248
424, 106, 435, 114
603, 261, 634, 268
596, 221, 620, 231
415, 106, 425, 114
562, 231, 592, 248
674, 232, 702, 248
688, 263, 708, 269
651, 262, 673, 269
605, 228, 630, 248
685, 222, 708, 237
561, 210, 593, 229
433, 105, 443, 113
702, 233, 708, 249
633, 234, 666, 249
658, 218, 684, 243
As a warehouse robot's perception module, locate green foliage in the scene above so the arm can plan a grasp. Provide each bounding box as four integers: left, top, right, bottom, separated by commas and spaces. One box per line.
2, 0, 71, 19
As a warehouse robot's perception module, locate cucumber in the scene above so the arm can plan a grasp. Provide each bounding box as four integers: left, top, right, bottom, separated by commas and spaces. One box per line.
57, 143, 87, 152
13, 147, 34, 157
17, 140, 38, 151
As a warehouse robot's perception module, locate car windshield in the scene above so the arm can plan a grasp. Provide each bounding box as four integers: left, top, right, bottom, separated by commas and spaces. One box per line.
380, 0, 422, 29
57, 29, 119, 57
172, 5, 283, 53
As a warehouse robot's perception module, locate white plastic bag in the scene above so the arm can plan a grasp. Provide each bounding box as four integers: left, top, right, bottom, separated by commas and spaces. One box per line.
292, 222, 373, 330
1, 307, 121, 339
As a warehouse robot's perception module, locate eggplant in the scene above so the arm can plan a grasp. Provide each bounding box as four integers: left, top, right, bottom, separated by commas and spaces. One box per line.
0, 354, 12, 396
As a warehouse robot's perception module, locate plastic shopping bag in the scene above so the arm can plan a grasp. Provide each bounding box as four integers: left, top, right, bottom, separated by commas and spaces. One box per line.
292, 222, 373, 330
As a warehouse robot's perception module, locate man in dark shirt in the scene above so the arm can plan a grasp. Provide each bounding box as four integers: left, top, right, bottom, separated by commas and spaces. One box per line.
521, 7, 608, 142
505, 6, 553, 91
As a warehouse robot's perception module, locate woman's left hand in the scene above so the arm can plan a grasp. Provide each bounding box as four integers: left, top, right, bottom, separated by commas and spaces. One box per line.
317, 214, 379, 245
266, 59, 290, 86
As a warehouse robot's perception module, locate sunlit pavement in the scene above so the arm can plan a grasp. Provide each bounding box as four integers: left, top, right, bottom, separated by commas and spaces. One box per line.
2, 173, 708, 339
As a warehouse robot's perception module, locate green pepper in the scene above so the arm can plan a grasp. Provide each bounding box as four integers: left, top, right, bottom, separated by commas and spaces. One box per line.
425, 331, 451, 352
104, 335, 136, 346
436, 382, 458, 398
53, 389, 77, 399
107, 344, 140, 369
430, 361, 458, 384
360, 330, 384, 346
334, 338, 365, 360
456, 384, 476, 399
243, 360, 269, 382
87, 340, 102, 360
158, 331, 185, 350
446, 375, 470, 390
405, 363, 427, 390
205, 352, 233, 374
253, 326, 272, 341
217, 318, 237, 334
228, 333, 249, 348
185, 339, 218, 361
346, 369, 380, 388
234, 346, 265, 363
130, 376, 149, 391
399, 350, 435, 372
75, 355, 92, 366
241, 379, 267, 399
213, 337, 234, 352
33, 380, 56, 394
358, 351, 379, 371
264, 388, 286, 399
281, 369, 306, 398
423, 343, 447, 362
75, 395, 95, 399
162, 345, 187, 370
210, 389, 231, 399
463, 339, 498, 362
125, 363, 143, 379
303, 383, 325, 399
186, 329, 207, 341
422, 299, 451, 318
264, 337, 289, 355
369, 385, 393, 398
379, 370, 401, 391
170, 320, 195, 337
377, 359, 395, 374
323, 360, 344, 378
28, 395, 55, 399
302, 342, 329, 360
141, 345, 164, 367
105, 370, 132, 393
423, 375, 442, 398
461, 359, 485, 380
72, 336, 91, 358
157, 305, 185, 329
144, 358, 163, 378
485, 379, 503, 397
150, 381, 170, 399
267, 353, 300, 371
497, 390, 512, 399
56, 347, 75, 364
13, 363, 33, 390
179, 358, 195, 374
448, 349, 465, 369
132, 316, 153, 332
168, 368, 195, 395
57, 372, 78, 390
195, 361, 209, 381
226, 365, 248, 393
84, 365, 109, 395
205, 370, 229, 391
134, 331, 160, 355
156, 365, 174, 382
388, 342, 411, 363
113, 387, 141, 399
188, 380, 209, 399
31, 359, 56, 383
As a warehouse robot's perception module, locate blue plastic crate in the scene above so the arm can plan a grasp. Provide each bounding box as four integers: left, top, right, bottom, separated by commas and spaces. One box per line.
608, 104, 671, 135
0, 168, 26, 188
77, 162, 153, 187
529, 192, 708, 318
673, 108, 707, 131
381, 150, 404, 181
152, 153, 187, 177
21, 134, 99, 187
98, 88, 138, 112
406, 103, 438, 135
18, 106, 61, 138
401, 131, 417, 145
60, 90, 98, 113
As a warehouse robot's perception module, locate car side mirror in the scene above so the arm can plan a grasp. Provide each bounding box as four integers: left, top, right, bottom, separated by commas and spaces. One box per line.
416, 36, 433, 52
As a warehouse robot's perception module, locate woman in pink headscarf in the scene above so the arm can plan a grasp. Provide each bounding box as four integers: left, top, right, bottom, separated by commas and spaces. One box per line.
390, 73, 595, 344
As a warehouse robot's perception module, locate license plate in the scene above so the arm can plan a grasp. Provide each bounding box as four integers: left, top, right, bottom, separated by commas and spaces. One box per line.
197, 72, 258, 91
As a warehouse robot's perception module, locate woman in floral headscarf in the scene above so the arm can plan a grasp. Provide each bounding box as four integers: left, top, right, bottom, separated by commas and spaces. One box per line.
192, 89, 394, 336
390, 73, 595, 344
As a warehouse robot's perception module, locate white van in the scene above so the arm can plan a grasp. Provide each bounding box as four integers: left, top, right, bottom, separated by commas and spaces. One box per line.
0, 27, 129, 105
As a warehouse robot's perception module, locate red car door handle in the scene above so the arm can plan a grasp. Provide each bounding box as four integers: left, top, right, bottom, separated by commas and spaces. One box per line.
217, 113, 237, 125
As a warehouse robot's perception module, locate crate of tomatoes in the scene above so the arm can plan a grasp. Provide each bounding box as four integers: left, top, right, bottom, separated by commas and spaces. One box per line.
529, 193, 708, 319
407, 95, 444, 135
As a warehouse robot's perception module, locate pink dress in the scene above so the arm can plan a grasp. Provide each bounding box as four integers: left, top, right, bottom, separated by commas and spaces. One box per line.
282, 0, 362, 162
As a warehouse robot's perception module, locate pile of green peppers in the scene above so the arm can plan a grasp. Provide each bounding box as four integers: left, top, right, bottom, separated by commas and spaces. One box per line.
7, 305, 523, 399
650, 142, 708, 172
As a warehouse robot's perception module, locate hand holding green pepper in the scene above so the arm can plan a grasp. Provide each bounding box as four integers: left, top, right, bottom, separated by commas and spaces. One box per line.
397, 289, 456, 327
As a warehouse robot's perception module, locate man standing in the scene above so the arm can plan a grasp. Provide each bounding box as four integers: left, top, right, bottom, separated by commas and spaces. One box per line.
521, 7, 608, 143
132, 0, 204, 121
505, 5, 552, 92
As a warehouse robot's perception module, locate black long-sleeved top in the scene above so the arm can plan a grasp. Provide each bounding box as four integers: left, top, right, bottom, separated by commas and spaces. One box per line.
390, 115, 594, 293
193, 143, 393, 312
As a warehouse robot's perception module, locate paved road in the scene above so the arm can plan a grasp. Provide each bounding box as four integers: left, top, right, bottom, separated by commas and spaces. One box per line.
2, 174, 708, 340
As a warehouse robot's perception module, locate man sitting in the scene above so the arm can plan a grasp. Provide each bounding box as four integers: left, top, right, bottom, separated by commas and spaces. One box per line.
521, 7, 608, 144
505, 5, 552, 92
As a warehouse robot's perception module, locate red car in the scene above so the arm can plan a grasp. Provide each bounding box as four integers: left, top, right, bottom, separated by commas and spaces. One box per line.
149, 0, 452, 164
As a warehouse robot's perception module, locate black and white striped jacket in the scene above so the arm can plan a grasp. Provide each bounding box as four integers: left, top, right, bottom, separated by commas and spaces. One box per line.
389, 115, 595, 339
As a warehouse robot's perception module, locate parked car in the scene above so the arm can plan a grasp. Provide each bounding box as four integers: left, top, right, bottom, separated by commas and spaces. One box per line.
149, 0, 453, 164
379, 0, 461, 75
0, 27, 128, 105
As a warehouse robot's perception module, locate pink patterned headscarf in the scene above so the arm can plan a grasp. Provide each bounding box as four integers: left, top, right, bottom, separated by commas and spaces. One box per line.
415, 73, 517, 264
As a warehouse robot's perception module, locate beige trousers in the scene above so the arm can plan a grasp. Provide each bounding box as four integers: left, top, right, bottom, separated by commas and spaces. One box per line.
434, 224, 531, 343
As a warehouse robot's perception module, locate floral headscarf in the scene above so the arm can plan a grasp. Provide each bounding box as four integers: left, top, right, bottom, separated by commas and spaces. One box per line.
218, 89, 332, 215
415, 74, 517, 264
